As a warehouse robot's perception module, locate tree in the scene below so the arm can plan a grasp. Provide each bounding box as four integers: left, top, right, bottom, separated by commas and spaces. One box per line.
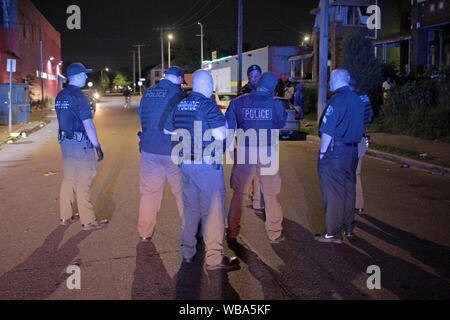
339, 33, 383, 100
113, 68, 132, 88
101, 72, 111, 91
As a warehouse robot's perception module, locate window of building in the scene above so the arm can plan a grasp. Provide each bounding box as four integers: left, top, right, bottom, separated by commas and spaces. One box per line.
430, 3, 436, 12
438, 1, 444, 9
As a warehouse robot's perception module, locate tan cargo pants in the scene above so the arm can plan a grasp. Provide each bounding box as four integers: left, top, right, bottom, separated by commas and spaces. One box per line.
228, 163, 283, 241
60, 139, 97, 225
138, 152, 183, 239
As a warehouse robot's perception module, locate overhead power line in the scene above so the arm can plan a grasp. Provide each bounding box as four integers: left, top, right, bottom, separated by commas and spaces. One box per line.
169, 0, 204, 28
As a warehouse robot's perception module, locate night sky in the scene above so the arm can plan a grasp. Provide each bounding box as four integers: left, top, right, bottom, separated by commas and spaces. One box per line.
31, 0, 317, 72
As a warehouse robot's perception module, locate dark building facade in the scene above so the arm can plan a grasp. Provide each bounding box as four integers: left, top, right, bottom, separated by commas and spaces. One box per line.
0, 0, 62, 101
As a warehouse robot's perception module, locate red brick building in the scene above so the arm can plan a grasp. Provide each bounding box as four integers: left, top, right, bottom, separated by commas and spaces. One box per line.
0, 0, 62, 101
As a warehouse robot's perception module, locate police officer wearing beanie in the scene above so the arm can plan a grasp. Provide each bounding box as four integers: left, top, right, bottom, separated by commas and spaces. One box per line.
238, 65, 262, 96
137, 67, 187, 242
55, 63, 106, 231
226, 72, 287, 245
165, 70, 239, 272
349, 77, 374, 217
315, 70, 365, 244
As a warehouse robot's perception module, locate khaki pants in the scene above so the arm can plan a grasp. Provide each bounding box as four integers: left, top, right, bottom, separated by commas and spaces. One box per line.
138, 152, 183, 239
251, 175, 265, 210
228, 164, 283, 241
356, 138, 368, 210
60, 139, 97, 225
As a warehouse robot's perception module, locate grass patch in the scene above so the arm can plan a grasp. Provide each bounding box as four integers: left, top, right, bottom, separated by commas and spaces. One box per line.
370, 143, 449, 168
301, 113, 320, 137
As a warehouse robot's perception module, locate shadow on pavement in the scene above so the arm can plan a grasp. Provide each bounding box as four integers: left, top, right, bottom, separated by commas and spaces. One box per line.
131, 242, 174, 300
359, 215, 450, 279
175, 245, 240, 301
262, 213, 450, 299
0, 226, 92, 300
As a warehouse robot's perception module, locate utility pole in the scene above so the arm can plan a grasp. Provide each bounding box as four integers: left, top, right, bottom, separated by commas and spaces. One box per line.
318, 0, 329, 123
198, 22, 204, 68
130, 50, 136, 93
237, 0, 243, 93
153, 27, 175, 78
133, 44, 145, 95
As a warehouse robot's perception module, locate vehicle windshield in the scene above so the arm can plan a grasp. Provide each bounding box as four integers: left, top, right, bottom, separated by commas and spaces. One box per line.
218, 95, 235, 101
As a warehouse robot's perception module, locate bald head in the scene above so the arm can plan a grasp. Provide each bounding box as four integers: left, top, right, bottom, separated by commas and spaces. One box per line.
193, 70, 214, 98
330, 69, 351, 92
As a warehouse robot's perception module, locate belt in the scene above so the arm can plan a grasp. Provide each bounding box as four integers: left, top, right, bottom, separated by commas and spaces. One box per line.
334, 141, 358, 147
59, 131, 87, 142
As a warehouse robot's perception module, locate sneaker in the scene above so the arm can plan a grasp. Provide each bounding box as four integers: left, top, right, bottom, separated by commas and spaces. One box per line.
82, 221, 107, 231
269, 234, 285, 244
206, 257, 240, 272
315, 233, 343, 244
60, 217, 77, 226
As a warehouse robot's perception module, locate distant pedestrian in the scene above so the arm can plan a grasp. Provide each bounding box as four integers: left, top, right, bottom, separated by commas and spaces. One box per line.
165, 70, 240, 272
284, 82, 295, 104
315, 69, 365, 244
293, 83, 311, 127
382, 77, 395, 107
137, 67, 187, 242
275, 79, 285, 97
55, 63, 106, 231
349, 77, 374, 217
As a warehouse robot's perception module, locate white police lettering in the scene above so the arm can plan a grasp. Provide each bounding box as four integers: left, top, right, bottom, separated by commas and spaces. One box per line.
55, 101, 70, 109
178, 101, 200, 111
242, 108, 273, 121
145, 89, 168, 98
66, 5, 81, 30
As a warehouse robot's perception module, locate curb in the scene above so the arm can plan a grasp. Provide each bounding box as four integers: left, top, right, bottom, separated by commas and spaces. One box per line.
306, 135, 450, 178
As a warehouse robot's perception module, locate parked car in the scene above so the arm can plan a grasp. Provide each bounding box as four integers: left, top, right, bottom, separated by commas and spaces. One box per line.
82, 89, 97, 114
276, 97, 303, 140
212, 92, 237, 112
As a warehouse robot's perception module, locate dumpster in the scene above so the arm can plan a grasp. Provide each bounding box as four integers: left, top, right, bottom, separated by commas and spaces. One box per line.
0, 84, 31, 125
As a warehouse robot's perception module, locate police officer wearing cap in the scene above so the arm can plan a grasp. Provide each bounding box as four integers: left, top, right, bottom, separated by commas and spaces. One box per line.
238, 65, 262, 96
55, 63, 105, 231
237, 65, 265, 211
349, 77, 374, 217
315, 69, 365, 244
137, 67, 187, 242
226, 72, 287, 245
165, 70, 239, 272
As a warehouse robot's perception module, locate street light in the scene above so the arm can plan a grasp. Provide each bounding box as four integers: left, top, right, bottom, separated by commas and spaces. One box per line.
168, 34, 173, 68
198, 22, 204, 68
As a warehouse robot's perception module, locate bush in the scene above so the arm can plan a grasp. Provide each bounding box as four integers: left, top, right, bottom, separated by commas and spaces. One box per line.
378, 71, 450, 140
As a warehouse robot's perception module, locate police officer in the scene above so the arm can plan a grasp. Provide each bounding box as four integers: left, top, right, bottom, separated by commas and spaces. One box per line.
349, 77, 374, 216
226, 72, 287, 245
165, 70, 239, 271
237, 65, 264, 211
55, 63, 105, 231
315, 69, 365, 244
137, 67, 187, 242
238, 65, 262, 96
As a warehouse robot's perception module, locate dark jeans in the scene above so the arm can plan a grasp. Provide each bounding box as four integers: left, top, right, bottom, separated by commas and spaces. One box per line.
318, 145, 359, 237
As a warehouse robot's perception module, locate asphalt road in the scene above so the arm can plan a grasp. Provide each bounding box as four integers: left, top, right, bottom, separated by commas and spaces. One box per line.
0, 96, 449, 300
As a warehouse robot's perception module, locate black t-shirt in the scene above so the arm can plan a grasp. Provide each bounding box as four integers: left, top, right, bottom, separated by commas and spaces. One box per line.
55, 85, 92, 134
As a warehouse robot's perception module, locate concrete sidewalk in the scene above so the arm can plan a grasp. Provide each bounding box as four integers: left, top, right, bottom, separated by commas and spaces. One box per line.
307, 133, 450, 177
0, 107, 54, 148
